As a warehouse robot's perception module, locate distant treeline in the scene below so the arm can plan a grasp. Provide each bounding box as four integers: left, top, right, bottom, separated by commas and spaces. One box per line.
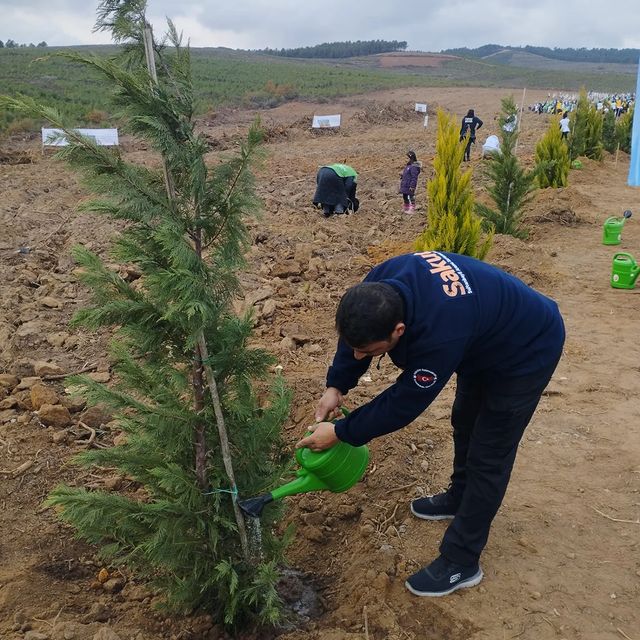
442, 44, 640, 65
257, 39, 407, 59
0, 39, 47, 48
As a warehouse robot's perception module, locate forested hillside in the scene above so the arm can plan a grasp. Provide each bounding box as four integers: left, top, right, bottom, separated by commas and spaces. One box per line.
258, 39, 407, 59
443, 44, 640, 64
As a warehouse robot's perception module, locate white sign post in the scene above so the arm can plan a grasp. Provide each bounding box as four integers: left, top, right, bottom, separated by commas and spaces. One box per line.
312, 114, 341, 129
42, 128, 120, 150
415, 103, 427, 113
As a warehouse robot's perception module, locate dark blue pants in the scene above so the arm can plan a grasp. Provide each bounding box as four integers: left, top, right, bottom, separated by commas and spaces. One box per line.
440, 355, 562, 566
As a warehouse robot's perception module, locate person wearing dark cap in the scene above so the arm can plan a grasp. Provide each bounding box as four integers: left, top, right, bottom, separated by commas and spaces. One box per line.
399, 151, 422, 213
460, 109, 484, 161
312, 163, 359, 217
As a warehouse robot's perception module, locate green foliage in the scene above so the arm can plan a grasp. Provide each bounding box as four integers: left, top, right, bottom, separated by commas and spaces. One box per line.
535, 118, 570, 188
584, 104, 604, 160
2, 1, 291, 629
602, 108, 617, 152
260, 39, 408, 59
569, 88, 590, 160
616, 105, 634, 153
415, 110, 493, 258
443, 44, 640, 65
476, 96, 535, 239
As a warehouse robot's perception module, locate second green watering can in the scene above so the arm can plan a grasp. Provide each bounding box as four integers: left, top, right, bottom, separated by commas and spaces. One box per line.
611, 252, 640, 289
602, 210, 632, 245
239, 409, 369, 518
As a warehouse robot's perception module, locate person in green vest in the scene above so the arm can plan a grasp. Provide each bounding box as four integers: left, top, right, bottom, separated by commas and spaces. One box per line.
313, 163, 359, 217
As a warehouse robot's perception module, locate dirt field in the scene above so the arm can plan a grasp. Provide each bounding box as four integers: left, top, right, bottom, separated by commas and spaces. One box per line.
1, 86, 639, 640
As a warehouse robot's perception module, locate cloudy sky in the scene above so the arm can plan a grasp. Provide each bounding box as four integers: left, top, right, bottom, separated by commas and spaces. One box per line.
2, 0, 640, 51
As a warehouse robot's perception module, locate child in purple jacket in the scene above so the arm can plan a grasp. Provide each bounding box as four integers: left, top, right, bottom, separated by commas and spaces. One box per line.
399, 151, 422, 213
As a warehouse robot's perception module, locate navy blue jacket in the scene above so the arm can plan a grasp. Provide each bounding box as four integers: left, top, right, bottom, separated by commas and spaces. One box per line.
328, 252, 565, 446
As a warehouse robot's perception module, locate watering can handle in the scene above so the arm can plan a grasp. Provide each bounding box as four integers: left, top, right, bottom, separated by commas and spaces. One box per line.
613, 252, 634, 260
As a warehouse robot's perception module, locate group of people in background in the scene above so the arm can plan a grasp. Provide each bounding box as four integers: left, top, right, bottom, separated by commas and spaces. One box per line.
313, 107, 489, 217
529, 92, 635, 117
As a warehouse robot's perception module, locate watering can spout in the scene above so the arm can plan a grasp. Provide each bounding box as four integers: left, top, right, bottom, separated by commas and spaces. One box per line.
238, 493, 274, 518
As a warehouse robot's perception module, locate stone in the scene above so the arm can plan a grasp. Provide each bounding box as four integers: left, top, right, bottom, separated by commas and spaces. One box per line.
13, 389, 34, 410
0, 374, 19, 389
38, 404, 72, 428
260, 299, 277, 318
102, 577, 125, 593
279, 336, 296, 351
41, 296, 63, 309
82, 602, 112, 624
12, 359, 35, 377
47, 332, 69, 347
112, 432, 128, 447
245, 287, 274, 307
0, 396, 19, 410
64, 336, 81, 350
16, 376, 43, 390
34, 361, 64, 377
51, 430, 69, 444
271, 260, 302, 278
81, 405, 113, 428
24, 632, 49, 640
31, 384, 60, 410
61, 395, 86, 413
16, 321, 44, 338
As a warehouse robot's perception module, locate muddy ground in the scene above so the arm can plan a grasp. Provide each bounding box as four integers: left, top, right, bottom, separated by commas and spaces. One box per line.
1, 87, 639, 640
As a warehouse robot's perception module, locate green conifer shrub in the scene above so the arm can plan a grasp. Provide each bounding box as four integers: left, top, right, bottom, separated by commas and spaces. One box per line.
584, 105, 604, 160
415, 110, 493, 258
569, 88, 589, 160
476, 96, 535, 239
535, 119, 570, 188
1, 0, 291, 629
602, 108, 617, 153
616, 105, 634, 153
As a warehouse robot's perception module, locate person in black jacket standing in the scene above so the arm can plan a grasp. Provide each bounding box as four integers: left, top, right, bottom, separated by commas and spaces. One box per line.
460, 109, 483, 161
296, 252, 565, 598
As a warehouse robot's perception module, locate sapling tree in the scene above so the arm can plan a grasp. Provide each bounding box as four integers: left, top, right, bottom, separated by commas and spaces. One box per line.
1, 0, 291, 628
415, 109, 493, 259
476, 96, 535, 239
535, 118, 570, 188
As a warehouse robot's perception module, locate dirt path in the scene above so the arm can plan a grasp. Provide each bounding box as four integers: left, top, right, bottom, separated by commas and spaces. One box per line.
1, 87, 639, 640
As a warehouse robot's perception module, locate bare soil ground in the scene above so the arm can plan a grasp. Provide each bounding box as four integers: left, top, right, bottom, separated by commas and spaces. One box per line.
1, 87, 639, 640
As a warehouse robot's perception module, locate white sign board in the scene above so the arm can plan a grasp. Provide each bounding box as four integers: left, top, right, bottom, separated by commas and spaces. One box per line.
415, 103, 427, 113
42, 128, 119, 147
312, 114, 341, 128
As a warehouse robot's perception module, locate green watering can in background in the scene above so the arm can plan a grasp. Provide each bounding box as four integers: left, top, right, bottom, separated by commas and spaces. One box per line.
602, 210, 632, 245
611, 252, 640, 289
239, 408, 369, 518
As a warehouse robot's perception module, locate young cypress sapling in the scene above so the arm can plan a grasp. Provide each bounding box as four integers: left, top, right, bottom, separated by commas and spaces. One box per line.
1, 0, 291, 628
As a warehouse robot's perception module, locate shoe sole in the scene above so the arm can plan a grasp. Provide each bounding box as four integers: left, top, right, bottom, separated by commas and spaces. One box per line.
404, 569, 484, 597
410, 503, 456, 521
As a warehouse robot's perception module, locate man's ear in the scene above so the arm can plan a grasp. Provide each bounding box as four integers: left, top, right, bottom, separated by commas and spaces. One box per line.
392, 322, 406, 339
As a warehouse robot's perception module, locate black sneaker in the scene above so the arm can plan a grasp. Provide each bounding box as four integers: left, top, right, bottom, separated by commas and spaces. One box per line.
410, 490, 459, 520
405, 555, 483, 597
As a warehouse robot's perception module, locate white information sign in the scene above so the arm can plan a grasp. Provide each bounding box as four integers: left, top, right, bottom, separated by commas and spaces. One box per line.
42, 128, 120, 147
312, 114, 341, 128
415, 103, 428, 113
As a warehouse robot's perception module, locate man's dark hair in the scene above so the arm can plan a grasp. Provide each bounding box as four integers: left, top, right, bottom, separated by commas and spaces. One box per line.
335, 282, 404, 348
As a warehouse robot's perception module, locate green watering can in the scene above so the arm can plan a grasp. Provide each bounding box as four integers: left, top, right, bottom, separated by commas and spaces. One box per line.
239, 409, 369, 518
602, 210, 632, 245
611, 252, 640, 289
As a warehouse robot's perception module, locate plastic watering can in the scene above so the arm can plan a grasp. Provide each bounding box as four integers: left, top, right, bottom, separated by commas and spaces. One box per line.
238, 408, 369, 518
602, 210, 632, 245
611, 252, 640, 289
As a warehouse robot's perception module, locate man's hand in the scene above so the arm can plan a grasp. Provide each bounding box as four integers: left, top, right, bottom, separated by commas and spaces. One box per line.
315, 387, 343, 422
295, 422, 339, 451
